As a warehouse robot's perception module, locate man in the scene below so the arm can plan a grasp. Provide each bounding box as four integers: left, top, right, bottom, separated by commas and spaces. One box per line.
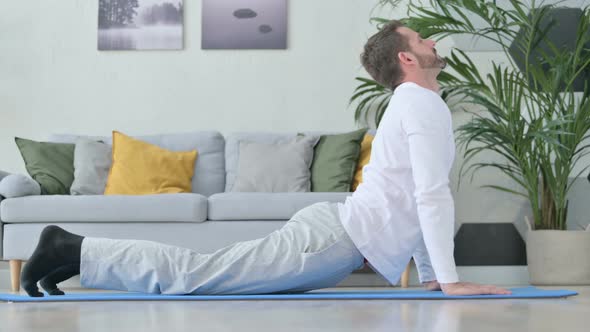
20, 20, 511, 297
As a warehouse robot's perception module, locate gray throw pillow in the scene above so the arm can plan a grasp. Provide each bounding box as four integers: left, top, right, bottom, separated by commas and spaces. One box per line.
0, 174, 41, 198
70, 138, 112, 195
224, 133, 299, 192
232, 135, 320, 192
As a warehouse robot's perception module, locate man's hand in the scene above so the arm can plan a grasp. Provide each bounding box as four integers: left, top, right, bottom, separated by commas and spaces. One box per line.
440, 282, 512, 296
423, 280, 441, 291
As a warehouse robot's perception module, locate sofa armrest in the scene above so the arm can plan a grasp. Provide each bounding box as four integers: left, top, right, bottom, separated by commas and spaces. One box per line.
0, 170, 10, 202
0, 173, 5, 258
0, 219, 3, 259
0, 169, 11, 260
0, 174, 41, 198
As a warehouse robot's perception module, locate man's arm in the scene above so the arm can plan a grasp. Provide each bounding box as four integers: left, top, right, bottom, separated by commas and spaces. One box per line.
403, 100, 459, 284
402, 97, 511, 296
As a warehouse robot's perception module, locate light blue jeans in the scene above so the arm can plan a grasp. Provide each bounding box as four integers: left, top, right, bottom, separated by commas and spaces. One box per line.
80, 202, 365, 294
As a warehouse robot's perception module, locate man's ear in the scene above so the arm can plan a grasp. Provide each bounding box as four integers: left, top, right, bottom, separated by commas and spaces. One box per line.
398, 51, 415, 66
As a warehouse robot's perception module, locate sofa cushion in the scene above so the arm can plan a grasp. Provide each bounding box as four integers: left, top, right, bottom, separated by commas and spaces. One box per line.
224, 131, 349, 192
224, 133, 298, 192
0, 170, 10, 181
208, 192, 352, 220
0, 174, 41, 198
0, 194, 207, 223
2, 221, 287, 260
48, 131, 225, 197
232, 135, 320, 192
71, 138, 112, 195
352, 132, 375, 191
105, 131, 198, 195
15, 137, 75, 195
301, 128, 368, 192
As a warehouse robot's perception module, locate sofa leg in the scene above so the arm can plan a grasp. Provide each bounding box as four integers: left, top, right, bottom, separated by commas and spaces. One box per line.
10, 260, 22, 292
401, 262, 410, 288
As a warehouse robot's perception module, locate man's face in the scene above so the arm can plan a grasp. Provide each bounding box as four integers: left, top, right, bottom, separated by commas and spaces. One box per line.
398, 27, 447, 70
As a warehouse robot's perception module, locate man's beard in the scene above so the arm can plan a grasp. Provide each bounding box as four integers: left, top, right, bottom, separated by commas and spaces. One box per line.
416, 51, 447, 70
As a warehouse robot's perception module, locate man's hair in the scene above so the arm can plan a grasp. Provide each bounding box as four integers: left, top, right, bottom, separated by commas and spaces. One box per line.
360, 20, 409, 90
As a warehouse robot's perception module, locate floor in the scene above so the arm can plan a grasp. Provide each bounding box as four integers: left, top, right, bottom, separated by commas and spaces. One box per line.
0, 286, 588, 332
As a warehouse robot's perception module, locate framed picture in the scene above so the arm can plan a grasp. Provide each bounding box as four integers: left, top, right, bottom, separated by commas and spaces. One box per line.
202, 0, 288, 49
98, 0, 184, 50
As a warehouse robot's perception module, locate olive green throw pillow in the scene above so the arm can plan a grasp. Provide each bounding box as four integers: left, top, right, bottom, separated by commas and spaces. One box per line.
14, 137, 75, 195
302, 128, 368, 192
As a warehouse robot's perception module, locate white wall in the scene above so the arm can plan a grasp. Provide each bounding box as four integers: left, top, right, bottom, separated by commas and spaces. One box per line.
0, 0, 382, 174
1, 0, 590, 286
0, 3, 516, 206
2, 0, 590, 228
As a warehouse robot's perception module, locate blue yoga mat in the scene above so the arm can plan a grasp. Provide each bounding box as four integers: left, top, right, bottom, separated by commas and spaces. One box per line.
0, 287, 577, 302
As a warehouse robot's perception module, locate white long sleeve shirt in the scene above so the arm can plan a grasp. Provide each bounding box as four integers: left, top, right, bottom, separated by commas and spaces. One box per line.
337, 81, 459, 284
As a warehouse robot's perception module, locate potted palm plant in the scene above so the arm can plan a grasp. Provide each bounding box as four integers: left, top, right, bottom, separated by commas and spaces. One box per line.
353, 0, 590, 285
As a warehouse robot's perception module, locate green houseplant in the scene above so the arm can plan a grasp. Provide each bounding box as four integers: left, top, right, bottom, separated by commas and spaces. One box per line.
353, 0, 590, 284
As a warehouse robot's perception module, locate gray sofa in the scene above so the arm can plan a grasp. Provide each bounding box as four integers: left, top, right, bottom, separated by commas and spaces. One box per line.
0, 130, 369, 292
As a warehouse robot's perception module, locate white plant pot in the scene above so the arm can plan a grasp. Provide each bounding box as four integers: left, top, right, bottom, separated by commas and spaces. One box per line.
525, 216, 590, 285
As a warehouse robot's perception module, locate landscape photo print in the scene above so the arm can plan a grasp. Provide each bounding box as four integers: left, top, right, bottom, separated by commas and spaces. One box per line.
98, 0, 184, 50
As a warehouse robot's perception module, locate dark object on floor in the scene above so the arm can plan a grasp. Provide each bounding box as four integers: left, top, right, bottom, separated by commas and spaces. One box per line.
454, 223, 527, 266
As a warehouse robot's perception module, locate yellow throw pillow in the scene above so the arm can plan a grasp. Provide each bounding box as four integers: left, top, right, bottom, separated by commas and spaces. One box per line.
352, 133, 374, 191
104, 131, 198, 195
